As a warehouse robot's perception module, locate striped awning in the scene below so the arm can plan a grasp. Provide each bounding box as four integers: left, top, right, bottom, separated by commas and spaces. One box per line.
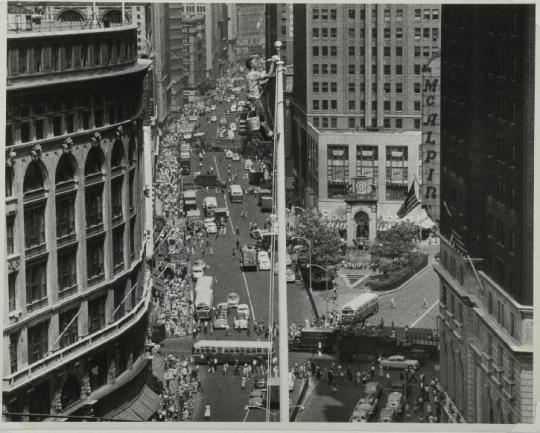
326, 220, 347, 231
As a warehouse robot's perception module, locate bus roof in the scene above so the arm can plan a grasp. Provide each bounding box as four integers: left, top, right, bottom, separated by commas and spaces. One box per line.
342, 293, 379, 310
184, 190, 197, 199
194, 288, 212, 306
195, 276, 214, 291
301, 327, 337, 334
203, 196, 218, 206
193, 340, 273, 349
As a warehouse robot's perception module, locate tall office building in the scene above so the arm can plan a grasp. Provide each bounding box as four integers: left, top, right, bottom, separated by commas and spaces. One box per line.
168, 3, 228, 107
291, 4, 440, 245
3, 8, 153, 421
435, 5, 534, 423
236, 4, 266, 59
266, 3, 294, 67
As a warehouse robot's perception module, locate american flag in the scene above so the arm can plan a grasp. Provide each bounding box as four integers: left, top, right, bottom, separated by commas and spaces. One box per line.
397, 181, 420, 219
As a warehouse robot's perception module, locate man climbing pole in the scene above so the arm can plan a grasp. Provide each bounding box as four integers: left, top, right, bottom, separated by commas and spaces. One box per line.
245, 55, 277, 139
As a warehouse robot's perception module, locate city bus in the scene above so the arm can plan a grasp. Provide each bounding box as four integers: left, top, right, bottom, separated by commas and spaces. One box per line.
194, 276, 214, 320
229, 184, 243, 203
341, 293, 379, 324
192, 340, 273, 364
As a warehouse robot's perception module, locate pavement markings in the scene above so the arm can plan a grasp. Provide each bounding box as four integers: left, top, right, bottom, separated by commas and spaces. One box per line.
410, 300, 439, 328
212, 154, 257, 323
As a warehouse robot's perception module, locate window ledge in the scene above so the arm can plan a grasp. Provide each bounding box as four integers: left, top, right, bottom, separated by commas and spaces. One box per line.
88, 273, 105, 288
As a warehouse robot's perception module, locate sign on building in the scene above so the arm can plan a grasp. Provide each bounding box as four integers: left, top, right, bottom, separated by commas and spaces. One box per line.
421, 56, 441, 221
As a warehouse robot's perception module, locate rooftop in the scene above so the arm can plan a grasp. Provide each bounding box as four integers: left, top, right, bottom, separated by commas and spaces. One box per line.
7, 19, 136, 37
7, 59, 152, 91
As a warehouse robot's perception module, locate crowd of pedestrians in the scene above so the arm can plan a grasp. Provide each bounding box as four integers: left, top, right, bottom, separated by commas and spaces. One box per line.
153, 354, 201, 421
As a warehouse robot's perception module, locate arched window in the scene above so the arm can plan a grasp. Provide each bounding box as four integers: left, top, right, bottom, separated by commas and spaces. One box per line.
23, 161, 45, 193
102, 10, 122, 26
55, 154, 75, 184
111, 141, 125, 168
354, 211, 370, 239
57, 10, 84, 22
84, 147, 104, 176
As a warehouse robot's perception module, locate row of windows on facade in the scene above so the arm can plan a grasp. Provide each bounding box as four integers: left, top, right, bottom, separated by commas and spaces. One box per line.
312, 44, 437, 58
440, 302, 518, 403
312, 26, 439, 41
6, 145, 137, 251
313, 99, 423, 113
312, 116, 421, 130
7, 38, 137, 77
8, 273, 142, 372
6, 97, 139, 146
443, 168, 518, 216
8, 219, 137, 317
325, 145, 409, 200
6, 170, 137, 256
312, 7, 439, 21
313, 81, 425, 95
441, 252, 518, 340
311, 63, 427, 76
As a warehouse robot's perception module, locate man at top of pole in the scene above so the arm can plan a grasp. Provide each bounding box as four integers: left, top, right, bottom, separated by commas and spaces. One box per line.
245, 55, 278, 139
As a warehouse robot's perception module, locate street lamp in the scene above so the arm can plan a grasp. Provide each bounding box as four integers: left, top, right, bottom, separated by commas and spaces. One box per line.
289, 236, 312, 292
307, 263, 341, 323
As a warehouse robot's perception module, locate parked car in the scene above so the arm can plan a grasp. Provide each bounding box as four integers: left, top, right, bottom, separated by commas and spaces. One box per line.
210, 115, 217, 123
365, 381, 383, 398
379, 355, 419, 370
232, 153, 240, 161
258, 251, 271, 271
225, 149, 234, 159
204, 220, 217, 234
213, 303, 229, 329
234, 304, 250, 330
386, 391, 404, 413
244, 159, 254, 170
191, 259, 206, 280
227, 292, 240, 309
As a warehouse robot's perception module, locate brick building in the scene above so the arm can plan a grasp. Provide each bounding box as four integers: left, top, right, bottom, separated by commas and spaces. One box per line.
435, 4, 534, 423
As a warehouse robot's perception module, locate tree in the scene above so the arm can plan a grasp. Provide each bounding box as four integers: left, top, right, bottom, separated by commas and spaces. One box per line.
293, 209, 344, 267
370, 222, 418, 268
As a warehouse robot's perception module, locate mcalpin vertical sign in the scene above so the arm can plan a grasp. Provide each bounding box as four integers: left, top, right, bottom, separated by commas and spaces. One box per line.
421, 56, 441, 221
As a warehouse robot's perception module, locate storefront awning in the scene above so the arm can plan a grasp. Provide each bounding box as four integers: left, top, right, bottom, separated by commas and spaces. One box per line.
326, 220, 347, 232
112, 386, 160, 421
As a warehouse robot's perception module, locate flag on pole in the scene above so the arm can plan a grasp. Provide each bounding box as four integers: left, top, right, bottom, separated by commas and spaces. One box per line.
397, 180, 420, 219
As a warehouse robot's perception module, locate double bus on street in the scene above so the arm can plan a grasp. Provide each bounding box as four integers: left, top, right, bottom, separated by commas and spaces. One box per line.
192, 340, 273, 364
194, 276, 214, 320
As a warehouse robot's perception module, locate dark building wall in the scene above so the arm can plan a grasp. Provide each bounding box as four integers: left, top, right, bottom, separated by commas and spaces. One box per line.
441, 4, 534, 305
292, 4, 307, 112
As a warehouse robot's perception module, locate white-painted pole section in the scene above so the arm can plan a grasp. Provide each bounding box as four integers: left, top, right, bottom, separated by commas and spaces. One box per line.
121, 2, 125, 24
274, 40, 289, 423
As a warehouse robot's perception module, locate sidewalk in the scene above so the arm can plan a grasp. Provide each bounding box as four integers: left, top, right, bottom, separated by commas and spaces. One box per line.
310, 243, 440, 320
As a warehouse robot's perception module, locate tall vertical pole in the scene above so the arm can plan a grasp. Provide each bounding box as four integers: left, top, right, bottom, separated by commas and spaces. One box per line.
121, 2, 125, 24
274, 40, 289, 423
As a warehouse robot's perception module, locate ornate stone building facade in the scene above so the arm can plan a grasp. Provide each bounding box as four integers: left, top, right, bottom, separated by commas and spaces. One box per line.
3, 12, 152, 421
